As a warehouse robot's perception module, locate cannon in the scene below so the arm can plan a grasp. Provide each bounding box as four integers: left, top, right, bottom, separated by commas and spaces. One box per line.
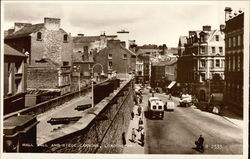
75, 104, 92, 111
47, 116, 82, 125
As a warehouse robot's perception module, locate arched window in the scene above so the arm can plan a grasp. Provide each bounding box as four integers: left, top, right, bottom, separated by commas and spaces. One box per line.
37, 32, 42, 40
64, 34, 68, 42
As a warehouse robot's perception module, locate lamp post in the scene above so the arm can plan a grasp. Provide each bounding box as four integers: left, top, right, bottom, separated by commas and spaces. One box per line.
73, 65, 81, 97
91, 63, 104, 108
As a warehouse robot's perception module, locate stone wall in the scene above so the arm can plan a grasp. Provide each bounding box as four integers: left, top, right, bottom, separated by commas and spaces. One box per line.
41, 79, 134, 153
27, 67, 58, 89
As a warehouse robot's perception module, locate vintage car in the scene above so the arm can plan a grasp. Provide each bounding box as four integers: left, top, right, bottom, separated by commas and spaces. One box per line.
179, 94, 192, 107
148, 97, 164, 119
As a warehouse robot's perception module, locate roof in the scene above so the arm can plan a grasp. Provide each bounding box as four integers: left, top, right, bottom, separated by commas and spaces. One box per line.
73, 35, 117, 43
120, 46, 136, 56
5, 23, 44, 39
4, 44, 26, 57
152, 54, 177, 66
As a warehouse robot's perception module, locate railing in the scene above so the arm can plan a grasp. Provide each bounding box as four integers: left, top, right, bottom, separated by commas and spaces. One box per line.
4, 79, 110, 120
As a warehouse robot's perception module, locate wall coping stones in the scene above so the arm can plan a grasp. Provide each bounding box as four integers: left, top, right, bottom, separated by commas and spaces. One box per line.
38, 78, 132, 145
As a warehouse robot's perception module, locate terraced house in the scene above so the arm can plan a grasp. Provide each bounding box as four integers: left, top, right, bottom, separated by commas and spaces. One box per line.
177, 25, 225, 101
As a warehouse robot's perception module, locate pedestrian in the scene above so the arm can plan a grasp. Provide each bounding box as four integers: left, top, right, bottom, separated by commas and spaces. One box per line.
137, 105, 142, 116
195, 135, 204, 152
140, 129, 145, 146
131, 111, 134, 120
169, 93, 172, 100
131, 128, 136, 142
139, 95, 142, 104
138, 118, 143, 131
122, 132, 126, 146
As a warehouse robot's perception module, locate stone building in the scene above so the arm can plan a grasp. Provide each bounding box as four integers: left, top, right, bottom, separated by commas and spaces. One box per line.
94, 40, 136, 79
4, 44, 27, 114
224, 7, 244, 115
4, 17, 72, 95
72, 33, 117, 62
177, 25, 225, 101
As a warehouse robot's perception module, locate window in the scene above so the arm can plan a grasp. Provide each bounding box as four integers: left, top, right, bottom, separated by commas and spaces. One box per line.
37, 32, 42, 40
200, 60, 205, 67
200, 47, 205, 54
63, 61, 69, 66
108, 61, 112, 70
108, 54, 112, 59
237, 35, 241, 46
8, 63, 13, 95
232, 55, 235, 71
212, 47, 215, 53
201, 73, 206, 82
215, 35, 219, 41
63, 34, 68, 42
229, 38, 231, 48
200, 35, 205, 42
215, 59, 220, 67
238, 55, 241, 71
228, 57, 231, 71
219, 47, 223, 53
123, 54, 127, 59
233, 37, 236, 47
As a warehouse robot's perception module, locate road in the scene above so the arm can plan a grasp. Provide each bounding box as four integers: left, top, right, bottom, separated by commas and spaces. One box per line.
140, 89, 243, 154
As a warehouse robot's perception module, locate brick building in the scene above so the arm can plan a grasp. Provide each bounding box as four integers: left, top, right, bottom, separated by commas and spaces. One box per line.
4, 44, 27, 114
94, 40, 136, 79
177, 25, 225, 101
4, 17, 72, 95
224, 8, 244, 115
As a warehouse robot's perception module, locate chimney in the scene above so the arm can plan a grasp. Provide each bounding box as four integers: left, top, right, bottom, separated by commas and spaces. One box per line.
14, 22, 32, 32
44, 17, 60, 30
120, 41, 126, 47
220, 24, 225, 31
203, 25, 211, 31
107, 40, 121, 47
77, 34, 84, 37
224, 7, 232, 22
189, 31, 196, 37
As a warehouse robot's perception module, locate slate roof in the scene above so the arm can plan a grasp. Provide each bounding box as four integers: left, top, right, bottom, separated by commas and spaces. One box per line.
73, 35, 117, 43
5, 23, 44, 39
4, 44, 26, 57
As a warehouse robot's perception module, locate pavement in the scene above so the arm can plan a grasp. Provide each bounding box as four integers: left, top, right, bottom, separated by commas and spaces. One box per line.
123, 103, 145, 154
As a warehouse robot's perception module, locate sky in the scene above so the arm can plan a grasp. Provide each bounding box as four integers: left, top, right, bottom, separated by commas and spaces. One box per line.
2, 1, 248, 47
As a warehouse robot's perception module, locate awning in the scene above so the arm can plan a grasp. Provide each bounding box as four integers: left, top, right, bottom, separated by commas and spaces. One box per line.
167, 81, 176, 89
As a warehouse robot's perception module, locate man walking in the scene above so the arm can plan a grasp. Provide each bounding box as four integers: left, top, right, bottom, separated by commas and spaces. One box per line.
131, 128, 136, 142
137, 105, 142, 116
138, 118, 144, 131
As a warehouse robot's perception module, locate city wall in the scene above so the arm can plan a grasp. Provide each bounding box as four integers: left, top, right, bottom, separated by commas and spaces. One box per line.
40, 79, 134, 153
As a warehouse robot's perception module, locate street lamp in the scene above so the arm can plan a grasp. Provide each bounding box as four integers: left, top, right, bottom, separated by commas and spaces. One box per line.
91, 63, 104, 108
73, 65, 81, 97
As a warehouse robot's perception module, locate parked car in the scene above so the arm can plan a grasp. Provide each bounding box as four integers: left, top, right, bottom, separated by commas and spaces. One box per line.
179, 94, 192, 107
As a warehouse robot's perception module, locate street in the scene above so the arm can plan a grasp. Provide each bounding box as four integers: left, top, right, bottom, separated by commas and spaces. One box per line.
140, 89, 243, 154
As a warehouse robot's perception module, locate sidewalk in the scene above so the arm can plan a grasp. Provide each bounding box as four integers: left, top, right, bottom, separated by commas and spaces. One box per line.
220, 108, 243, 128
123, 104, 145, 154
